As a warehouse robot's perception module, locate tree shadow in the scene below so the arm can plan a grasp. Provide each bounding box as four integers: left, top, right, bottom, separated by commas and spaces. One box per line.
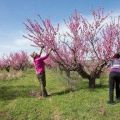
95, 84, 108, 89
49, 88, 75, 96
0, 85, 39, 101
0, 83, 109, 101
49, 83, 109, 96
0, 85, 76, 101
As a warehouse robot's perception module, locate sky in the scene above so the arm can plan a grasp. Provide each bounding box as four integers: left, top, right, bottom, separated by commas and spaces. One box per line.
0, 0, 120, 56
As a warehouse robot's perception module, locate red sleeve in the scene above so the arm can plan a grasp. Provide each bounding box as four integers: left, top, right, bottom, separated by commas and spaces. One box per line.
40, 54, 49, 60
34, 55, 40, 60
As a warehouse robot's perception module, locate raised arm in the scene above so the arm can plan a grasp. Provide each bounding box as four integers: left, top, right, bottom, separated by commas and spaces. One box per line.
107, 60, 113, 68
39, 45, 45, 56
106, 52, 118, 68
40, 48, 53, 60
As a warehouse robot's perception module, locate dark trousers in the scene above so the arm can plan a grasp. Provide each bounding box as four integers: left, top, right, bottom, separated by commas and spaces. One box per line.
109, 72, 120, 102
37, 72, 48, 97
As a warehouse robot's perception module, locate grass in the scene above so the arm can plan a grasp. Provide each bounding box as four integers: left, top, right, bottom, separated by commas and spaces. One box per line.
0, 69, 120, 120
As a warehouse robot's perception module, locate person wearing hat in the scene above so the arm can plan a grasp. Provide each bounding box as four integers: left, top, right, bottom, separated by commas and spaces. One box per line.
108, 52, 120, 104
31, 46, 53, 97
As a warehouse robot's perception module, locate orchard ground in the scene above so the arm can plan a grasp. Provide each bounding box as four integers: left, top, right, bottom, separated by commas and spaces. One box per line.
0, 69, 120, 120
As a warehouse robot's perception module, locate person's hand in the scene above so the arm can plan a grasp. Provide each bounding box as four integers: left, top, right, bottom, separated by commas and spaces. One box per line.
39, 45, 45, 56
50, 48, 54, 51
51, 48, 56, 51
41, 45, 45, 49
49, 48, 52, 52
48, 48, 53, 54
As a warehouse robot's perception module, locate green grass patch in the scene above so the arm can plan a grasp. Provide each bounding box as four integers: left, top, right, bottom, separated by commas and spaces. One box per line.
0, 69, 120, 120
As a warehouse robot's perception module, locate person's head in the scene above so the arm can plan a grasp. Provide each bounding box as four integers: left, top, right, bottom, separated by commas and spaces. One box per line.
30, 52, 38, 59
113, 52, 120, 59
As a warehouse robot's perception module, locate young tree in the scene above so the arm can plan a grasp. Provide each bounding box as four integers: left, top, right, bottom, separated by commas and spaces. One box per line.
9, 51, 29, 71
0, 56, 10, 72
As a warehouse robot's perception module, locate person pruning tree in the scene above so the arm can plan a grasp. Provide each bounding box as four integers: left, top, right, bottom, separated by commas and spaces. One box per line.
31, 46, 53, 97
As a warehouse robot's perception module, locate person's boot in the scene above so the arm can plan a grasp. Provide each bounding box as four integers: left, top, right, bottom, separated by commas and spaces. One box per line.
42, 88, 48, 97
108, 92, 115, 104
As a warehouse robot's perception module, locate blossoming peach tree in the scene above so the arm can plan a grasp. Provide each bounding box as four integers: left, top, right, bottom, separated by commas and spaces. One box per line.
24, 8, 120, 88
9, 51, 29, 71
0, 51, 29, 71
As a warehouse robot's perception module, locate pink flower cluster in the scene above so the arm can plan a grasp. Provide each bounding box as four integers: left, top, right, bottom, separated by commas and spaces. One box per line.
24, 8, 120, 87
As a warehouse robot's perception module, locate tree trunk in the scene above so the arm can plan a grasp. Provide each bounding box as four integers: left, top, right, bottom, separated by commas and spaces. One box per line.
59, 67, 63, 75
65, 70, 73, 90
5, 66, 10, 72
65, 70, 71, 85
58, 64, 64, 75
89, 77, 96, 88
65, 70, 70, 78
